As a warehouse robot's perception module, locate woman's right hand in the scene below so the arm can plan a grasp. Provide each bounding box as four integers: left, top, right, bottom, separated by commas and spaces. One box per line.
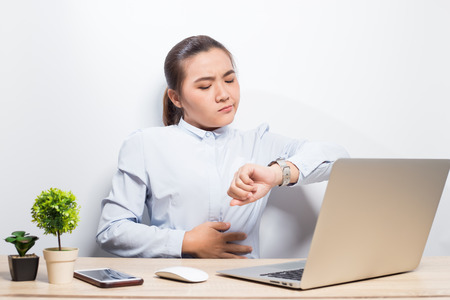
182, 222, 252, 258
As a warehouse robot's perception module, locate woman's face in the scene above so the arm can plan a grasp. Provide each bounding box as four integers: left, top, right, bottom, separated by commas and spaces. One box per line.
169, 48, 240, 131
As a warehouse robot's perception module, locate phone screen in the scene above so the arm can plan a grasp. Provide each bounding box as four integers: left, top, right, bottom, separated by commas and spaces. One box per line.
79, 269, 136, 281
74, 268, 144, 288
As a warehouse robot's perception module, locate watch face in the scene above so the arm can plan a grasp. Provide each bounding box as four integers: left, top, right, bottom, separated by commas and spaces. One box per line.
281, 166, 291, 186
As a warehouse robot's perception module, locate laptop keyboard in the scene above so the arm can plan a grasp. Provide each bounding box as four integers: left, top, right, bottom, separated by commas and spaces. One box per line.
260, 268, 304, 281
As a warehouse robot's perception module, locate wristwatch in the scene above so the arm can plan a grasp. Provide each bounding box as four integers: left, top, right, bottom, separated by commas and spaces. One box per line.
268, 158, 291, 186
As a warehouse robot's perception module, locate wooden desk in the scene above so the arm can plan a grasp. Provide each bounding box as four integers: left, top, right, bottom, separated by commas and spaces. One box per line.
1, 256, 449, 299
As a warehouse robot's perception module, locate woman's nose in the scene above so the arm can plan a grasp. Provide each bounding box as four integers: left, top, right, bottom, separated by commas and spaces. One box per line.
215, 82, 230, 102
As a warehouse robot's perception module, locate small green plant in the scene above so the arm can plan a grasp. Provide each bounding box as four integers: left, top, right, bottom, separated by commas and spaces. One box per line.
5, 231, 39, 257
31, 188, 80, 251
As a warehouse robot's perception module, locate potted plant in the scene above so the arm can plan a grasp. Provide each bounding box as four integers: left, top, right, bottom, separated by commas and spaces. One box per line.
31, 187, 81, 284
4, 231, 39, 281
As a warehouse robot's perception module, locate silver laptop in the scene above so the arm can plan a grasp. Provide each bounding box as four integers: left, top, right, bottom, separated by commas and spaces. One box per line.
218, 158, 450, 290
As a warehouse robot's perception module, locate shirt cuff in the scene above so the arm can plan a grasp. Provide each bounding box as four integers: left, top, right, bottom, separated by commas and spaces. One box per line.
167, 229, 186, 258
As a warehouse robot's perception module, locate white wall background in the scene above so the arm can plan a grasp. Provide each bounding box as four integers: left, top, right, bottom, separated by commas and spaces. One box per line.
1, 0, 449, 258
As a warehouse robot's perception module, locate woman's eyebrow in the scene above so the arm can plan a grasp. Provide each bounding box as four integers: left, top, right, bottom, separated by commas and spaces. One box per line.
194, 76, 214, 83
194, 69, 235, 83
223, 69, 236, 77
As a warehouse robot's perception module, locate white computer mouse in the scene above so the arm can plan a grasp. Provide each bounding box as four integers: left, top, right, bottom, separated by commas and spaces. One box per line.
155, 266, 209, 283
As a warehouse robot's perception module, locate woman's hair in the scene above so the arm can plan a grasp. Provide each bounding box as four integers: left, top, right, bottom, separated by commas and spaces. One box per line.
163, 35, 234, 126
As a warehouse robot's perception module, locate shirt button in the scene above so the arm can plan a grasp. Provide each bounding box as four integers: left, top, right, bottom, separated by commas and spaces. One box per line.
205, 132, 211, 137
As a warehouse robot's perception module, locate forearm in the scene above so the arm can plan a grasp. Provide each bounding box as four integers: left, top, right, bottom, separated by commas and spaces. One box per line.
284, 142, 349, 185
96, 219, 185, 258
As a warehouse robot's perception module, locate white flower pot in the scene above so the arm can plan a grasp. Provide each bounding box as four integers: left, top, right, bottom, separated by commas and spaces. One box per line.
43, 247, 79, 284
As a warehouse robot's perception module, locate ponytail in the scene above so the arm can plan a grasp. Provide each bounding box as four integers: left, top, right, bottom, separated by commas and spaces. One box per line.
162, 87, 183, 126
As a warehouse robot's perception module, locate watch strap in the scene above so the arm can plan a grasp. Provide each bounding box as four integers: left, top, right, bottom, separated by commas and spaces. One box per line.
269, 158, 291, 186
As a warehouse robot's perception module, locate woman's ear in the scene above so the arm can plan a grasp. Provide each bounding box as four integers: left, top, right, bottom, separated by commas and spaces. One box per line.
168, 89, 182, 108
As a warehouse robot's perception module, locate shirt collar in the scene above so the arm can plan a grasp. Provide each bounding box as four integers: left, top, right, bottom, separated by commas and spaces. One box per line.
178, 118, 229, 140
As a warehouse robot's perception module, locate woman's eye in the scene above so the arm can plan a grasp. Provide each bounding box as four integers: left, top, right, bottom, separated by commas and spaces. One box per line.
225, 78, 235, 84
199, 85, 211, 90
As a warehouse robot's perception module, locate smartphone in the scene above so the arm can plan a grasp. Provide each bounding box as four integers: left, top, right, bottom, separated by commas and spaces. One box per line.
74, 268, 144, 288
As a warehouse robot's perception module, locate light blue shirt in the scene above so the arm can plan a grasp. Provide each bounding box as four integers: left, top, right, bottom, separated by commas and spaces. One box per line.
96, 119, 349, 258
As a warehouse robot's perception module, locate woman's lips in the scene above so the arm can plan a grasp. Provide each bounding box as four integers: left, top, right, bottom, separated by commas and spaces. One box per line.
219, 105, 233, 113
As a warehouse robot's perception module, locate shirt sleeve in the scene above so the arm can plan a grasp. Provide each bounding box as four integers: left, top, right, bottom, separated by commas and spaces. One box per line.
286, 140, 350, 185
96, 131, 185, 258
257, 124, 350, 185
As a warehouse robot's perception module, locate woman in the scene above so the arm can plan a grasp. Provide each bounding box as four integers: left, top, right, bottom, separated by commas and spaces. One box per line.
96, 35, 348, 259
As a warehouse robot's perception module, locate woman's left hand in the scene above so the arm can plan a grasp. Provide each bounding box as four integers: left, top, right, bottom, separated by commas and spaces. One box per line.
227, 163, 281, 206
